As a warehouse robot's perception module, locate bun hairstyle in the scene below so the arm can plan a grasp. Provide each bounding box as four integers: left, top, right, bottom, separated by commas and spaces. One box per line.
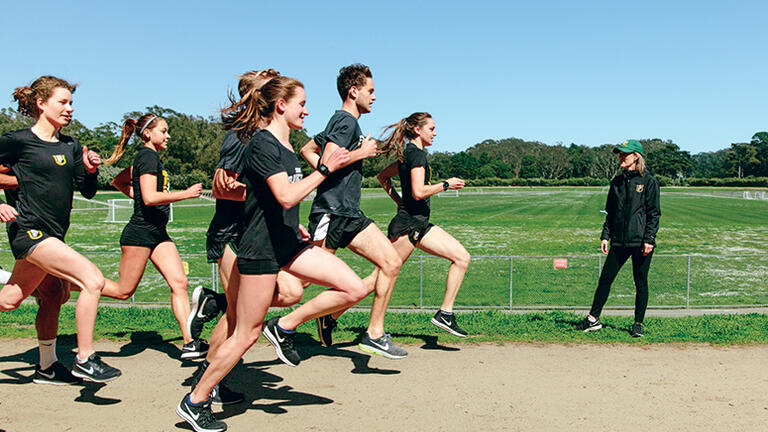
104, 113, 160, 165
336, 63, 372, 100
379, 112, 432, 162
221, 75, 303, 142
220, 69, 282, 142
12, 76, 78, 118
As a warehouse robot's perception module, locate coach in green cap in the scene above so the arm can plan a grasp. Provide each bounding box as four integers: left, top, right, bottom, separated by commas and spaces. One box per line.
576, 139, 661, 337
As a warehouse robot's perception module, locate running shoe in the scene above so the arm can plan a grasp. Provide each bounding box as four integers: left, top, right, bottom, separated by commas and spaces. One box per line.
575, 316, 603, 332
631, 322, 644, 338
176, 394, 227, 432
71, 354, 122, 383
182, 339, 210, 360
358, 332, 408, 359
262, 317, 300, 366
33, 361, 83, 385
430, 310, 468, 337
188, 286, 219, 340
191, 361, 244, 406
316, 314, 337, 347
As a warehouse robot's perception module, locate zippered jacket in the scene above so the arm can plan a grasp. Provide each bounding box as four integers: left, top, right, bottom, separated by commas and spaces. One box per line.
600, 170, 661, 247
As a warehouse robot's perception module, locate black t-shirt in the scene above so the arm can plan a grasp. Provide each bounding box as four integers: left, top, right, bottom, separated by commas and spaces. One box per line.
3, 167, 18, 208
398, 142, 431, 219
238, 129, 304, 260
130, 147, 170, 227
0, 128, 97, 238
207, 130, 246, 239
310, 110, 365, 217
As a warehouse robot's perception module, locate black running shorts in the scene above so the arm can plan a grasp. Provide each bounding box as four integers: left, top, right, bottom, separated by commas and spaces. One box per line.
119, 222, 172, 250
8, 223, 55, 259
237, 241, 312, 275
307, 213, 374, 250
387, 212, 434, 246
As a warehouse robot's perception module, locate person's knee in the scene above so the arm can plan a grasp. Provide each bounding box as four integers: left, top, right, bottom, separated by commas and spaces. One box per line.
378, 252, 403, 278
346, 278, 368, 303
454, 249, 471, 270
81, 272, 106, 295
168, 274, 189, 293
277, 286, 302, 307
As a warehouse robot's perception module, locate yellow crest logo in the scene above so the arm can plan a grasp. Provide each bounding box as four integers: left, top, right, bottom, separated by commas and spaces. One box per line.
52, 154, 67, 165
636, 184, 644, 193
161, 170, 169, 192
27, 230, 43, 240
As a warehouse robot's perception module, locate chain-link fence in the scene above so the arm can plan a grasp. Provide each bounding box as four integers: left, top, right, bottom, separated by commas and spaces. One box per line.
43, 251, 767, 310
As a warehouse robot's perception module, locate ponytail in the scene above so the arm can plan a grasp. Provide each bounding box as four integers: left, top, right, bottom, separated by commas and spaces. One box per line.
379, 112, 432, 162
221, 76, 303, 142
104, 114, 159, 165
12, 76, 77, 118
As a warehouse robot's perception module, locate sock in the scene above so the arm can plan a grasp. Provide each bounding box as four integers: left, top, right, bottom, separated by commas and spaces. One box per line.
0, 268, 11, 284
440, 310, 454, 316
589, 316, 598, 323
38, 338, 57, 369
277, 323, 295, 334
188, 394, 204, 406
76, 354, 90, 364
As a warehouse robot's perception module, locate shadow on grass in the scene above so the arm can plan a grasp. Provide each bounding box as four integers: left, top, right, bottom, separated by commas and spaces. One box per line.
0, 334, 122, 405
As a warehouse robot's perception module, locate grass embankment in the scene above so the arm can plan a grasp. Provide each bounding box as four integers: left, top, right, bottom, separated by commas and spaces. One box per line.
1, 305, 766, 345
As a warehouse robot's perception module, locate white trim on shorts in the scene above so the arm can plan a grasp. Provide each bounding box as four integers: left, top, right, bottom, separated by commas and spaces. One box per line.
312, 213, 332, 241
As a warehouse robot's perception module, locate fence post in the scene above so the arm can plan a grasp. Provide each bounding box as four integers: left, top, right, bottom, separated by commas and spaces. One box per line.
598, 254, 602, 279
211, 262, 218, 293
131, 294, 135, 304
419, 255, 424, 310
686, 255, 691, 308
509, 257, 514, 310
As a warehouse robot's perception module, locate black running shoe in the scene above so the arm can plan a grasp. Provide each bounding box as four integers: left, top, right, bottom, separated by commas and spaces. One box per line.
188, 286, 219, 340
575, 316, 603, 332
71, 354, 122, 383
182, 339, 209, 360
262, 317, 300, 366
631, 322, 644, 338
316, 314, 337, 347
33, 361, 83, 385
430, 310, 468, 337
210, 382, 244, 406
176, 394, 227, 432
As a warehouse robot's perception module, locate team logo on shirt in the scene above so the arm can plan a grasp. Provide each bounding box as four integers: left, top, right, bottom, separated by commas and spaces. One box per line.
161, 170, 169, 192
52, 155, 67, 166
351, 134, 365, 151
288, 167, 303, 184
635, 184, 644, 193
27, 230, 43, 240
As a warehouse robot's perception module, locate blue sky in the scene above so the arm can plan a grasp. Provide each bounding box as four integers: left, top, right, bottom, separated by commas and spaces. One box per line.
1, 0, 765, 154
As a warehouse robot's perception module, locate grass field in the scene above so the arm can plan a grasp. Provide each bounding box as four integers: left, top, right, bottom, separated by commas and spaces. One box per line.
0, 187, 766, 308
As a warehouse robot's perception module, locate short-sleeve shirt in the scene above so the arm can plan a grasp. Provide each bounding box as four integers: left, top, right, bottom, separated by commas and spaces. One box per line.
207, 130, 247, 238
0, 128, 97, 238
238, 129, 304, 261
309, 110, 365, 217
130, 147, 170, 227
398, 142, 431, 219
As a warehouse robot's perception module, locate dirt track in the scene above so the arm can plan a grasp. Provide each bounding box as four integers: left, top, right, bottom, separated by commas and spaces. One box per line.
1, 338, 767, 431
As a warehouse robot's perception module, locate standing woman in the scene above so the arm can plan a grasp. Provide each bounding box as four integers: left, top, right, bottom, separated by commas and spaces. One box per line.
576, 139, 661, 337
0, 76, 121, 382
101, 114, 208, 358
375, 112, 471, 336
177, 76, 366, 432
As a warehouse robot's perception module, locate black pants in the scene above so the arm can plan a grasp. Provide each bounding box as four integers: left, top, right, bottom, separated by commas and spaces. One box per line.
589, 246, 654, 323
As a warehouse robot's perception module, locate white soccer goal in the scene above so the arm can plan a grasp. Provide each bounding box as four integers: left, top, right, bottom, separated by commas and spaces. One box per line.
743, 191, 753, 200
200, 191, 215, 201
437, 189, 459, 197
105, 199, 173, 223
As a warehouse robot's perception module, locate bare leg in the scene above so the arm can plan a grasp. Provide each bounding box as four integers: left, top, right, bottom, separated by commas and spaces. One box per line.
24, 238, 106, 358
416, 226, 471, 312
101, 246, 151, 300
33, 275, 70, 341
149, 241, 192, 343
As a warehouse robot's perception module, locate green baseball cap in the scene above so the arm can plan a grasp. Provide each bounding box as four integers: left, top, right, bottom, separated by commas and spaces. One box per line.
613, 139, 643, 155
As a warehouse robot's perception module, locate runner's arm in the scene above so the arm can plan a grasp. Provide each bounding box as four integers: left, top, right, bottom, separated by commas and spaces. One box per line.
111, 166, 133, 199
410, 168, 464, 200
212, 168, 246, 201
377, 161, 402, 207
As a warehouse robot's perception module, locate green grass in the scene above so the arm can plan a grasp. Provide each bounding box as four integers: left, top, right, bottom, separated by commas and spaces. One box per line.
0, 187, 766, 307
1, 305, 767, 345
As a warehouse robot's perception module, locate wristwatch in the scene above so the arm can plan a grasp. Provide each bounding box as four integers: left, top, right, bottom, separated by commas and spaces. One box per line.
443, 181, 449, 191
317, 164, 330, 176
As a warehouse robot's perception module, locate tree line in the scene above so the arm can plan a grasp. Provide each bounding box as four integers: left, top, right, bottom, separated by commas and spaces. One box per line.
1, 106, 765, 189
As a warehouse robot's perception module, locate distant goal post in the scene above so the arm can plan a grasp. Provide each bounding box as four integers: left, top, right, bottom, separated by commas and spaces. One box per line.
105, 199, 173, 223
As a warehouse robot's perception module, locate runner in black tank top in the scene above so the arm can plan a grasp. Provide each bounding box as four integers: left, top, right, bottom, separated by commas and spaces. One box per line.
99, 114, 209, 360
0, 76, 120, 383
179, 76, 364, 432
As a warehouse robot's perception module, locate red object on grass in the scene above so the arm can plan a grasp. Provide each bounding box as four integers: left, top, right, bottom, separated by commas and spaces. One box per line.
553, 259, 568, 269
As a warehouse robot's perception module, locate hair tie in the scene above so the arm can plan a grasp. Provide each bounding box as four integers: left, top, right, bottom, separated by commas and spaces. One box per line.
138, 115, 157, 137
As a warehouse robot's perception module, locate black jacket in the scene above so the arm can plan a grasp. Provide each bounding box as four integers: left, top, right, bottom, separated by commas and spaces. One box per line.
601, 170, 661, 247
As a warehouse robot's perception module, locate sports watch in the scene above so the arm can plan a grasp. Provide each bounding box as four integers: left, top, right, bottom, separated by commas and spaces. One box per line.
443, 181, 449, 191
317, 163, 330, 176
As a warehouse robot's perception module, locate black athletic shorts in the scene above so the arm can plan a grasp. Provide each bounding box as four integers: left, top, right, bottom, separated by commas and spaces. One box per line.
237, 241, 312, 275
307, 213, 374, 250
7, 223, 56, 260
119, 222, 172, 250
387, 212, 434, 246
206, 230, 240, 263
